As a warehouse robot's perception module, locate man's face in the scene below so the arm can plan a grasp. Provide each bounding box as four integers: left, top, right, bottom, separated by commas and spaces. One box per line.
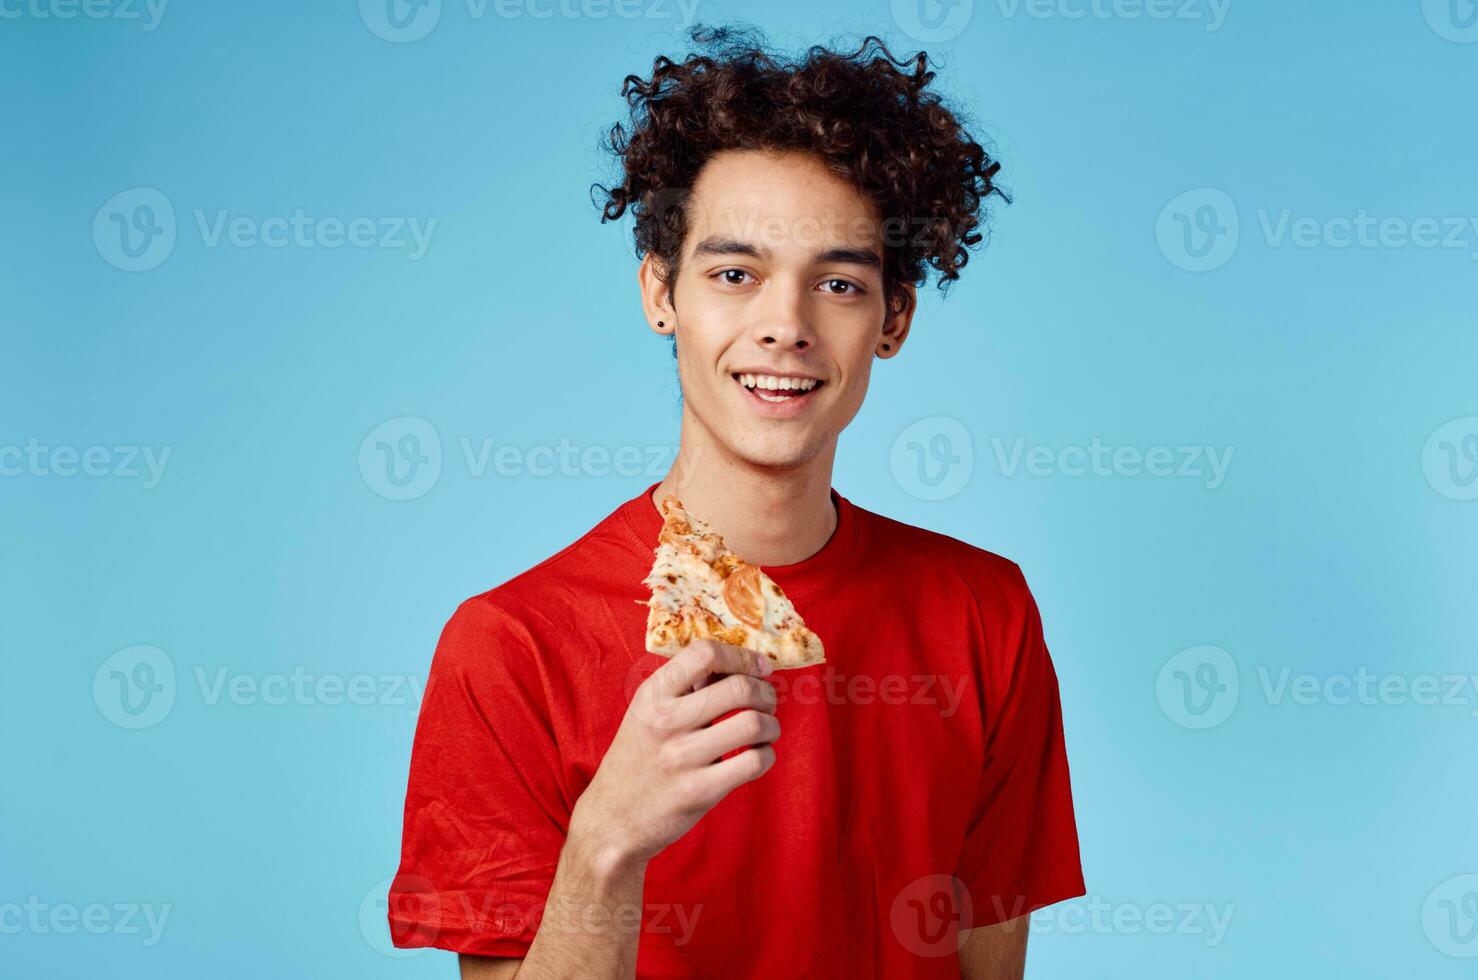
642, 149, 913, 472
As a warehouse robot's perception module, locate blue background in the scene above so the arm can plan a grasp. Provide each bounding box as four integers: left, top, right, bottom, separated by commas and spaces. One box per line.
4, 0, 1476, 976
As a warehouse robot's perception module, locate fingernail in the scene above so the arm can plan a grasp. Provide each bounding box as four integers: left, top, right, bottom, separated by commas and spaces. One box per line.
756, 655, 773, 676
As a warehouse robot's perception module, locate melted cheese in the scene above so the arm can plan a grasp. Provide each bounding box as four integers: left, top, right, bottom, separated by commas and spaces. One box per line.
642, 544, 741, 629
643, 542, 808, 641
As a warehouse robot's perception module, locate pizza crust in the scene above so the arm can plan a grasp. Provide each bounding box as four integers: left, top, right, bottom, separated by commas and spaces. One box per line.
640, 495, 826, 669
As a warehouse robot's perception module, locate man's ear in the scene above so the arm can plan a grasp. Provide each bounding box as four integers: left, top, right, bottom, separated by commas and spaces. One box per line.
877, 283, 917, 358
638, 254, 677, 337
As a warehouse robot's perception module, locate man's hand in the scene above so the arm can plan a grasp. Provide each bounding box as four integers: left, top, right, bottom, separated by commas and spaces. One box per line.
570, 638, 781, 867
461, 639, 780, 979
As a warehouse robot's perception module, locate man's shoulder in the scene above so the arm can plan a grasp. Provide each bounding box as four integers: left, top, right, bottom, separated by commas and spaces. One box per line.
853, 500, 1028, 598
853, 505, 1047, 678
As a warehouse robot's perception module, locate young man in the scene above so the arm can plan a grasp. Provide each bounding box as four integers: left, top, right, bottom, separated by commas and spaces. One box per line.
390, 26, 1084, 979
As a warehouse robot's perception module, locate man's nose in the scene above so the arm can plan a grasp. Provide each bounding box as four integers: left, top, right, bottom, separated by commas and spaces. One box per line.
751, 279, 815, 350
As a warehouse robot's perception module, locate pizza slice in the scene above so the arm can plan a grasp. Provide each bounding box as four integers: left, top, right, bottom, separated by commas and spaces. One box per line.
640, 495, 825, 669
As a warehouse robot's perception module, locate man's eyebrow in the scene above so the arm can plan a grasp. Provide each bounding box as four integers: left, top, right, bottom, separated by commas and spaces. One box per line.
691, 236, 765, 259
816, 247, 881, 269
690, 236, 882, 269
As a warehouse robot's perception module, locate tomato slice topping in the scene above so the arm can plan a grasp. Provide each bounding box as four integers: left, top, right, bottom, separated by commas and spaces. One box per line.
723, 563, 766, 629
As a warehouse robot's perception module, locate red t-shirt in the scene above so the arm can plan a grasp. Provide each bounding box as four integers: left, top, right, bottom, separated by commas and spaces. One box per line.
390, 482, 1084, 977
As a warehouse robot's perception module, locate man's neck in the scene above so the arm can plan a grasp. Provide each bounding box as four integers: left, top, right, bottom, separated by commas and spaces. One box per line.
650, 444, 838, 568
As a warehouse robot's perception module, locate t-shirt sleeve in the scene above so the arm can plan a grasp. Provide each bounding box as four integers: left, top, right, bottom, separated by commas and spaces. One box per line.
955, 563, 1086, 927
387, 596, 571, 957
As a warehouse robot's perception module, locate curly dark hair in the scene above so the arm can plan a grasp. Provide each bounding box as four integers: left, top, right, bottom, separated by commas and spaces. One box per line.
592, 24, 1007, 318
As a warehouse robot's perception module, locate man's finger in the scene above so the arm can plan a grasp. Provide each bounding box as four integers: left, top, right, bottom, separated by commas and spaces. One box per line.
690, 744, 777, 803
677, 672, 777, 728
685, 709, 781, 763
658, 638, 771, 696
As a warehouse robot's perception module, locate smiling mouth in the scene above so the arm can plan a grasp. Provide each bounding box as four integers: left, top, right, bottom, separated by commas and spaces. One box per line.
732, 372, 825, 404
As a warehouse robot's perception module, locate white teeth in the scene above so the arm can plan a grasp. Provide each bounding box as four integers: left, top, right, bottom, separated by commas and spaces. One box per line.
737, 373, 820, 392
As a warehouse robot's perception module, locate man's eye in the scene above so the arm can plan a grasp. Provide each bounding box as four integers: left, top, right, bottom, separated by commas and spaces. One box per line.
718, 269, 753, 285
822, 279, 862, 295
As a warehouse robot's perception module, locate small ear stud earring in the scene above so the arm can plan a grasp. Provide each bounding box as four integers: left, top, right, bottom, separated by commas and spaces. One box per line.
657, 320, 665, 327
881, 343, 891, 351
